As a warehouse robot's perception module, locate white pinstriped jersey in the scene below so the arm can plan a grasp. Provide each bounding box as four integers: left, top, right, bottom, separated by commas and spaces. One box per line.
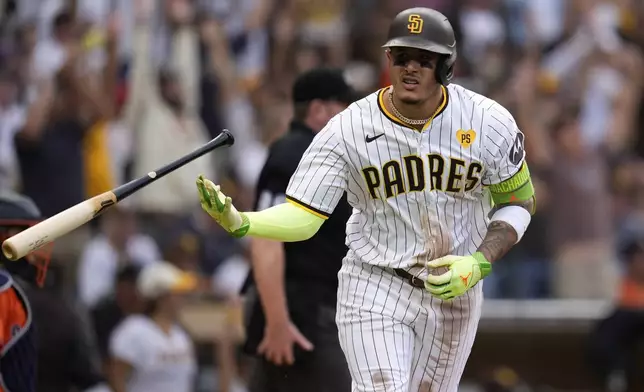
285, 83, 525, 270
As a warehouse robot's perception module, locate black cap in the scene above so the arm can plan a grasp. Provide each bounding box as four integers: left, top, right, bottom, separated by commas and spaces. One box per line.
292, 68, 357, 105
116, 264, 142, 283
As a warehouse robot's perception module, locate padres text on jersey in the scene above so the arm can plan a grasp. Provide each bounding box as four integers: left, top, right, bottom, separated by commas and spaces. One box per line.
285, 84, 525, 268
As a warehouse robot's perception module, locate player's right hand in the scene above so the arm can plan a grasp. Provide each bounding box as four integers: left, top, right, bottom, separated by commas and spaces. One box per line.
258, 321, 314, 366
196, 175, 249, 237
424, 253, 492, 300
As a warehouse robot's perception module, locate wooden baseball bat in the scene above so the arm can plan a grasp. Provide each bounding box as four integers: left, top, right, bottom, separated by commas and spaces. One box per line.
2, 129, 234, 261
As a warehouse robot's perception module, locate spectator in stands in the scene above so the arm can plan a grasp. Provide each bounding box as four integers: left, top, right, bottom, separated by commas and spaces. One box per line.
124, 0, 215, 242
83, 12, 127, 197
546, 106, 618, 299
78, 207, 160, 310
588, 236, 644, 392
0, 69, 23, 191
198, 16, 268, 192
292, 0, 349, 67
162, 230, 202, 275
205, 0, 271, 95
15, 8, 116, 286
91, 264, 144, 373
108, 261, 198, 392
483, 57, 554, 299
269, 0, 349, 88
10, 22, 38, 99
160, 209, 250, 300
31, 9, 76, 81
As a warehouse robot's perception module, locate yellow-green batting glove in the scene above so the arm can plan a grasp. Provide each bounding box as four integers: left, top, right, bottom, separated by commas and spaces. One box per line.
424, 252, 492, 300
196, 175, 250, 238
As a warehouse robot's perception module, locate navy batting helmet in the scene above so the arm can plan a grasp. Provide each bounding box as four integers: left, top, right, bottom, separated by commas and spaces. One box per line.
0, 191, 50, 286
383, 7, 457, 85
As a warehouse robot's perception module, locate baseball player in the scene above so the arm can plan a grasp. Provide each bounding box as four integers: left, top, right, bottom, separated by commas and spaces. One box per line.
197, 7, 536, 392
0, 190, 109, 392
0, 191, 41, 392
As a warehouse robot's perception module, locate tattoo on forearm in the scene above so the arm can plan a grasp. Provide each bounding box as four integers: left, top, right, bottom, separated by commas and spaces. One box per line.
477, 221, 518, 263
479, 196, 534, 262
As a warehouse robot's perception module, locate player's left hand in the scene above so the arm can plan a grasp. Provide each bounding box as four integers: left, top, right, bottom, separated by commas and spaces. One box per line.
196, 175, 249, 237
424, 253, 492, 300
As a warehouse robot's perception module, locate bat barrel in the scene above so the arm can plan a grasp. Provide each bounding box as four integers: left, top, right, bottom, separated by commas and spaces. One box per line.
2, 194, 116, 261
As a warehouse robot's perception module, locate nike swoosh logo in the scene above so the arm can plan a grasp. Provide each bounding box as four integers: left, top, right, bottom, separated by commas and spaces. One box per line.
366, 133, 385, 143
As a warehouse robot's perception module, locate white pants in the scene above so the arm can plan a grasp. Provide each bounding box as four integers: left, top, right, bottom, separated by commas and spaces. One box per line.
336, 257, 483, 392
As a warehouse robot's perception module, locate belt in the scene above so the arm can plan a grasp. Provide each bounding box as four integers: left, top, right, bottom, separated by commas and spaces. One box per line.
394, 269, 425, 289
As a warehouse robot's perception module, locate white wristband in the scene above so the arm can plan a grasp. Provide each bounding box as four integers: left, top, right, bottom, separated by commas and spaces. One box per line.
489, 205, 532, 243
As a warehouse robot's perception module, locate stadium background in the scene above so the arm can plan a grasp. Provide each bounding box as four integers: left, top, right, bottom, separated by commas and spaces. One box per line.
1, 0, 644, 390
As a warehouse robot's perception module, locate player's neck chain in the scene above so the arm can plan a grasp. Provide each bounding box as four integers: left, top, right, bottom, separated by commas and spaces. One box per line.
388, 88, 431, 126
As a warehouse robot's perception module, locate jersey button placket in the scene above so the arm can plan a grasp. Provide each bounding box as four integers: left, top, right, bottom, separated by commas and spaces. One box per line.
420, 130, 430, 156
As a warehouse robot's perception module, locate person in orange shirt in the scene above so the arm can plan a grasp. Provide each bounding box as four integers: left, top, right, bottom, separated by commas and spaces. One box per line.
587, 237, 644, 391
0, 190, 53, 392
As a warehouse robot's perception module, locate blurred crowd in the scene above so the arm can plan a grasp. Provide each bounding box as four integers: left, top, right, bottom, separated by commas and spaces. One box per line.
2, 0, 644, 390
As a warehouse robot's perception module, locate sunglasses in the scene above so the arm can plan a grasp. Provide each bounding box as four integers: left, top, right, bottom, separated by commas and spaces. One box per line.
389, 49, 438, 69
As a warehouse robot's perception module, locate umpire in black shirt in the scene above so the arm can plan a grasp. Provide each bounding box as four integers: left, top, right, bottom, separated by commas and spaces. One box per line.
242, 68, 356, 392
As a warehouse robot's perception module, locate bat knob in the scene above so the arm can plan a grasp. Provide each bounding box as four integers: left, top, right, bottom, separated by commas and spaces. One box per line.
221, 129, 235, 146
